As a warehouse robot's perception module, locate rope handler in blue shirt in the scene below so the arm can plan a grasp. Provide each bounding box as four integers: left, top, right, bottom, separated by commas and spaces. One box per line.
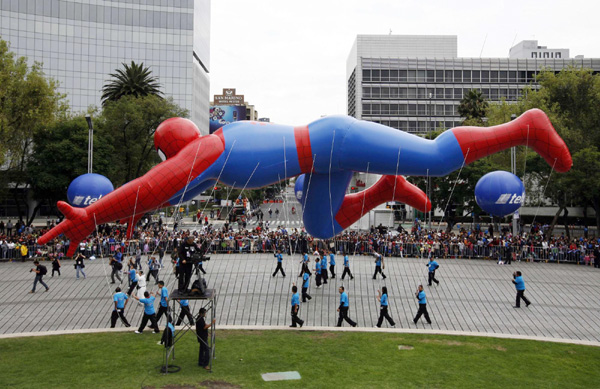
337, 286, 357, 327
375, 286, 396, 328
413, 285, 432, 325
290, 284, 304, 328
427, 257, 440, 286
512, 271, 531, 308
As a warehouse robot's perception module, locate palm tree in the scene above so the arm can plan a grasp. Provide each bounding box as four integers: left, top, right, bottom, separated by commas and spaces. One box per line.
458, 89, 488, 123
101, 61, 162, 106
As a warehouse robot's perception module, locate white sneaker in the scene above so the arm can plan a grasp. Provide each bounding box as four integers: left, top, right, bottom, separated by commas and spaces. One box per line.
135, 330, 142, 334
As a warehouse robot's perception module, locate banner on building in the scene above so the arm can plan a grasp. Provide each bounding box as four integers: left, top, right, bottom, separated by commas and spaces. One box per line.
209, 105, 246, 133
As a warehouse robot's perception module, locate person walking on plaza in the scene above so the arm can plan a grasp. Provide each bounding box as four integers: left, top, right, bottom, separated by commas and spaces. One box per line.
175, 299, 195, 326
320, 253, 328, 284
290, 284, 304, 328
298, 252, 310, 277
336, 286, 357, 327
110, 251, 123, 284
272, 250, 286, 277
512, 271, 531, 308
413, 285, 432, 325
375, 286, 396, 328
301, 264, 312, 302
110, 287, 131, 328
427, 257, 440, 286
74, 252, 86, 279
341, 254, 354, 280
373, 252, 386, 280
314, 257, 322, 288
155, 281, 171, 324
29, 260, 49, 293
126, 266, 138, 296
134, 291, 160, 334
51, 255, 61, 277
329, 250, 336, 278
196, 308, 216, 370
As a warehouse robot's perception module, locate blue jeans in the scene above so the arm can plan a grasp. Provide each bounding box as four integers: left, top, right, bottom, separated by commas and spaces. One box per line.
32, 275, 48, 292
76, 265, 86, 278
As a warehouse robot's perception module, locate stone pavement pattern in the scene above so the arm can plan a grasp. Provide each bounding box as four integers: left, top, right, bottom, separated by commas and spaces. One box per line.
1, 254, 599, 342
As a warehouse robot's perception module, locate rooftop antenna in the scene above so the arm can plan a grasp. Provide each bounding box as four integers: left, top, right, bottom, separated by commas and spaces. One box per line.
479, 33, 488, 58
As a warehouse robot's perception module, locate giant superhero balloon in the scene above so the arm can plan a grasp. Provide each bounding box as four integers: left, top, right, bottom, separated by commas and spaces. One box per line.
67, 173, 114, 208
39, 109, 572, 256
475, 171, 525, 217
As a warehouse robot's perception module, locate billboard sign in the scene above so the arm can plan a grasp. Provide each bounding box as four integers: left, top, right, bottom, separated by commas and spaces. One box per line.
209, 105, 246, 133
213, 88, 244, 105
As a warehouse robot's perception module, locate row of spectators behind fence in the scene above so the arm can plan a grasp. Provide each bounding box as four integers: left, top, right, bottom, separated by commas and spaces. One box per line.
1, 219, 599, 266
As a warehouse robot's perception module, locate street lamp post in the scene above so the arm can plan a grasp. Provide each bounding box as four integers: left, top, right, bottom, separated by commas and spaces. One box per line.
85, 114, 93, 174
510, 113, 518, 236
428, 93, 432, 230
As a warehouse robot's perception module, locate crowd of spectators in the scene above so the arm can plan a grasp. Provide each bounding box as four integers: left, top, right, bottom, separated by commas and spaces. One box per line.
1, 216, 599, 267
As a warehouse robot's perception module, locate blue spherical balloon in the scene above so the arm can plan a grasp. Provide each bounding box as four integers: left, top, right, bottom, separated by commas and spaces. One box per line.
294, 174, 305, 203
67, 173, 114, 208
475, 171, 524, 217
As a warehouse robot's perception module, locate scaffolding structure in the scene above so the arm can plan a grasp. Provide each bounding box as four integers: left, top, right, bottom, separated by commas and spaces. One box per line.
161, 289, 217, 374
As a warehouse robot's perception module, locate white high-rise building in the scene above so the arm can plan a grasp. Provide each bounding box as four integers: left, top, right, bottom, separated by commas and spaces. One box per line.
0, 0, 211, 132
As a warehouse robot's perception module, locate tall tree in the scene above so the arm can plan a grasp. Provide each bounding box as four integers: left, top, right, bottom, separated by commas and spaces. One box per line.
0, 38, 67, 218
99, 94, 188, 185
101, 61, 162, 106
458, 89, 489, 125
26, 116, 115, 223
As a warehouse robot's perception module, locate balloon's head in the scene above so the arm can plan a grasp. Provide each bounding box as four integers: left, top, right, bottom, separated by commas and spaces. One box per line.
154, 117, 201, 161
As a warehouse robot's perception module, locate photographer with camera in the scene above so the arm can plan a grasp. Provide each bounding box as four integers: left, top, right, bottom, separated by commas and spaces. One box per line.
29, 260, 49, 293
178, 236, 200, 294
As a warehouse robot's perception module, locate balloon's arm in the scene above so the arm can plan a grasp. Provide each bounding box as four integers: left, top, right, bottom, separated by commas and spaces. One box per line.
38, 134, 225, 256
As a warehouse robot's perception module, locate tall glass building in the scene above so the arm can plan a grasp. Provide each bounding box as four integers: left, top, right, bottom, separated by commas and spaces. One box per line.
0, 0, 211, 132
347, 35, 600, 134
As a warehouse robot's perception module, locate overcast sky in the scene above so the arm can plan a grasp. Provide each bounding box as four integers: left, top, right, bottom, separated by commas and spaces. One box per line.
210, 0, 600, 125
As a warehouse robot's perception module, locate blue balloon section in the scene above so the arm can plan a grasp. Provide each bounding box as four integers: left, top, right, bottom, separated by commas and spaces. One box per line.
67, 173, 114, 208
294, 174, 306, 204
475, 171, 524, 217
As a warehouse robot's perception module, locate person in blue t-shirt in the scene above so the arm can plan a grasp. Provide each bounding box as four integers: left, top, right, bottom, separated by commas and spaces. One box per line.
134, 291, 160, 334
320, 254, 328, 284
298, 252, 310, 277
512, 271, 531, 308
126, 266, 138, 296
272, 250, 286, 277
155, 281, 171, 324
175, 299, 195, 326
290, 285, 304, 328
341, 254, 354, 280
110, 287, 131, 328
336, 286, 357, 327
301, 265, 312, 302
427, 257, 440, 286
372, 252, 387, 280
413, 285, 432, 325
329, 251, 336, 278
375, 286, 396, 328
314, 257, 322, 288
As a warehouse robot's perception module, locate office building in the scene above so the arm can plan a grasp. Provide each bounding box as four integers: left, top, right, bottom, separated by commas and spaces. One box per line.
347, 35, 600, 134
0, 0, 211, 132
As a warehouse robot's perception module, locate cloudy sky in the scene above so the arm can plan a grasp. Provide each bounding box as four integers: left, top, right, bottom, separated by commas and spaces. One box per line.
210, 0, 600, 125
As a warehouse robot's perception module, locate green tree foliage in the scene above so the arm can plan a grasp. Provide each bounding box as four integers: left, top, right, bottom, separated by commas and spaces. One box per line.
486, 67, 600, 232
101, 61, 162, 106
27, 116, 114, 220
0, 38, 67, 218
98, 94, 188, 185
458, 89, 488, 125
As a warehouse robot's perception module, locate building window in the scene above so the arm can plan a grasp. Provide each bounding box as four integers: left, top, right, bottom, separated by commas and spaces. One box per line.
556, 52, 561, 58
543, 52, 549, 58
531, 52, 538, 58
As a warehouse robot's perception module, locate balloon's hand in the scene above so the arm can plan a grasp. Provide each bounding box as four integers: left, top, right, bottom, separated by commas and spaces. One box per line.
37, 201, 96, 257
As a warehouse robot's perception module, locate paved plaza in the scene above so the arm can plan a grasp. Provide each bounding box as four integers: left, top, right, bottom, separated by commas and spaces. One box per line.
1, 254, 599, 343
